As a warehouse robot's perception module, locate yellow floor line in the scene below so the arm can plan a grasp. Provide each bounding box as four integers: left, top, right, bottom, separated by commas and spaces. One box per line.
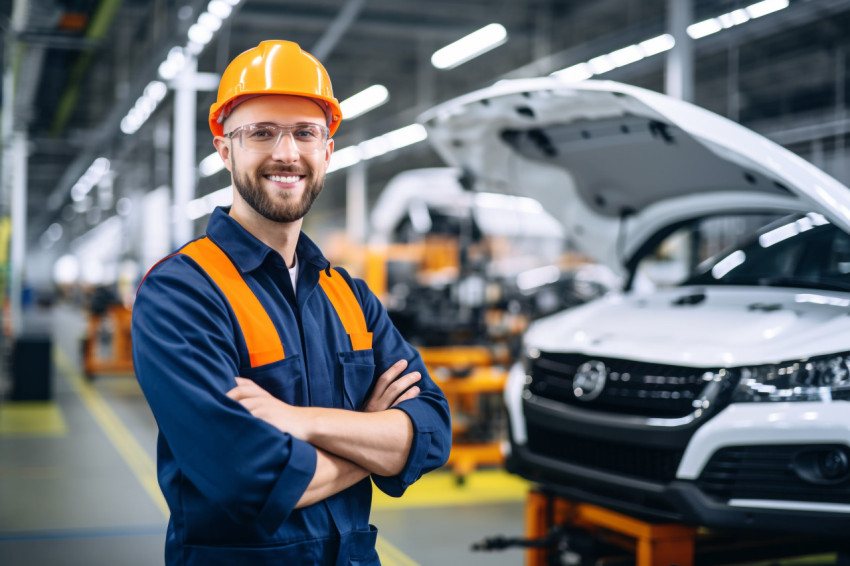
376, 535, 421, 566
0, 401, 68, 436
53, 348, 169, 518
373, 468, 530, 509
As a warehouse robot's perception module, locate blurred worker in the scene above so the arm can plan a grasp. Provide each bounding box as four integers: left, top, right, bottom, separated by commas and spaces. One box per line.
132, 40, 451, 565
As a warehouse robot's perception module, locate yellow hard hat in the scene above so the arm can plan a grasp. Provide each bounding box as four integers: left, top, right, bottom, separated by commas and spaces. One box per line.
209, 40, 342, 137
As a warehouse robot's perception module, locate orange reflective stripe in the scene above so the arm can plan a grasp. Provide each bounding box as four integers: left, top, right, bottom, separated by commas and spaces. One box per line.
319, 269, 373, 350
180, 237, 285, 367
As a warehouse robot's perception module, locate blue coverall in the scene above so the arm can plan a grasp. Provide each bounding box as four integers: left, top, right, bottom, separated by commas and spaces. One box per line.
131, 207, 452, 566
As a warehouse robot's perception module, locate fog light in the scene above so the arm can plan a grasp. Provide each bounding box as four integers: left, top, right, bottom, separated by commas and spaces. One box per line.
794, 447, 850, 485
818, 449, 849, 480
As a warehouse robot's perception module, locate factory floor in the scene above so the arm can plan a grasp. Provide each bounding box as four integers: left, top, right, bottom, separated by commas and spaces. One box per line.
0, 305, 529, 566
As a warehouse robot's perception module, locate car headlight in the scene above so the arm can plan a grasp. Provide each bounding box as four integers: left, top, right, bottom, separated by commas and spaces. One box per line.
732, 352, 850, 402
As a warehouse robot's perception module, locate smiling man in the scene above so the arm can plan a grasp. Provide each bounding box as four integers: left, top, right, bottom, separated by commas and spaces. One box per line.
131, 40, 451, 566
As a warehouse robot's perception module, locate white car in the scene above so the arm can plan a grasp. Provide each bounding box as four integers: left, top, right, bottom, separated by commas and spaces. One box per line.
420, 79, 850, 535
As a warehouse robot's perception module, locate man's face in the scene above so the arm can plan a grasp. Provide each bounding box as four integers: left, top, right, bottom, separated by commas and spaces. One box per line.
215, 95, 333, 224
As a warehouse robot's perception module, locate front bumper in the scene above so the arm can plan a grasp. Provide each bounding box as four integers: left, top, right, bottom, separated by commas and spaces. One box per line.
508, 397, 850, 536
508, 442, 850, 537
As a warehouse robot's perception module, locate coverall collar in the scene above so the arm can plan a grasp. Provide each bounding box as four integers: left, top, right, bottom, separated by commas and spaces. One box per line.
206, 206, 330, 274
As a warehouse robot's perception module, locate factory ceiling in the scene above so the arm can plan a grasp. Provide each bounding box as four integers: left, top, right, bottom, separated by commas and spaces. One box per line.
1, 0, 850, 254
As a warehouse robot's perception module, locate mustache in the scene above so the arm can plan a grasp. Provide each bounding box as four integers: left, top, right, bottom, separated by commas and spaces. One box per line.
260, 166, 308, 176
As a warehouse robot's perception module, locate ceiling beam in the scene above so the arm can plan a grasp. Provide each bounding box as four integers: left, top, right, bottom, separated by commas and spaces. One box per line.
310, 0, 366, 60
16, 32, 99, 50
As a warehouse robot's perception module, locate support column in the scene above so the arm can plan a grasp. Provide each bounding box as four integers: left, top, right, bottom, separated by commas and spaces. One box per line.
665, 0, 694, 102
346, 160, 368, 245
834, 48, 847, 184
9, 134, 27, 337
727, 44, 740, 122
2, 13, 19, 340
172, 56, 198, 249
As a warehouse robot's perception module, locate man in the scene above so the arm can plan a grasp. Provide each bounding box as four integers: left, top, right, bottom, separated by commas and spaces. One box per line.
131, 40, 452, 566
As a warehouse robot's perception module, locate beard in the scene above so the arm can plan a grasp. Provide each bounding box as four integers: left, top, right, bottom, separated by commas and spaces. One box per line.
232, 159, 324, 223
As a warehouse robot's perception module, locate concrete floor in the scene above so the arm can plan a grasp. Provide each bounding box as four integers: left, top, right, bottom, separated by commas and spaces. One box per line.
0, 305, 528, 566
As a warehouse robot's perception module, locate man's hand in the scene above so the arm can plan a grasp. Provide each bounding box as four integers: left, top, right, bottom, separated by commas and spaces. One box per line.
226, 377, 310, 439
362, 359, 421, 412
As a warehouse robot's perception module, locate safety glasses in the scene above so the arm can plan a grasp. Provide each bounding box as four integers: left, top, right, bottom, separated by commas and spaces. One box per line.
224, 122, 329, 154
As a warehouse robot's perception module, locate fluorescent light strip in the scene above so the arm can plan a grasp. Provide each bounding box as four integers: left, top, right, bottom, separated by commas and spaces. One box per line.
551, 0, 789, 81
745, 0, 789, 18
340, 85, 389, 120
639, 34, 676, 56
199, 151, 225, 177
187, 185, 233, 220
70, 157, 111, 202
120, 81, 167, 134
327, 124, 427, 174
552, 33, 674, 82
432, 23, 508, 70
688, 0, 788, 39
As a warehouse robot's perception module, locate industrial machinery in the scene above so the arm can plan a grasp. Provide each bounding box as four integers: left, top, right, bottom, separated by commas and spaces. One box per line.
364, 168, 612, 480
82, 286, 134, 380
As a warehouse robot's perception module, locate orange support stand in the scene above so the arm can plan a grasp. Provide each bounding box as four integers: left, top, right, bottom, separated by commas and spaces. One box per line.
525, 489, 697, 566
84, 304, 134, 379
421, 346, 509, 482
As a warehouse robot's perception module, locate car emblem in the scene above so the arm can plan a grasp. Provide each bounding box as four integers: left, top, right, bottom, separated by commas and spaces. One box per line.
573, 360, 608, 401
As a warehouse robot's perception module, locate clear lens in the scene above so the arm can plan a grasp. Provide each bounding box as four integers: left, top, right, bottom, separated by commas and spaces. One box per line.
732, 353, 850, 402
228, 123, 329, 153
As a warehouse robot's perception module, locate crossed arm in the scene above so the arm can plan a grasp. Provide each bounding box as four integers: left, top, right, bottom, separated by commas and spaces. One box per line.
226, 359, 422, 508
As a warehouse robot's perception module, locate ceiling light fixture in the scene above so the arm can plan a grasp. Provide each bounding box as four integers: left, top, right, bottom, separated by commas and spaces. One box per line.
120, 80, 168, 134
745, 0, 789, 18
552, 0, 788, 81
327, 124, 427, 174
639, 34, 676, 56
206, 0, 232, 19
688, 0, 788, 39
340, 85, 389, 120
157, 47, 187, 80
199, 151, 225, 177
431, 23, 508, 70
186, 185, 233, 220
70, 157, 111, 202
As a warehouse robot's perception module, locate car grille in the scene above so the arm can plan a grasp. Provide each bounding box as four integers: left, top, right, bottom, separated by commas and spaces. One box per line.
697, 445, 850, 504
526, 422, 685, 482
528, 352, 718, 418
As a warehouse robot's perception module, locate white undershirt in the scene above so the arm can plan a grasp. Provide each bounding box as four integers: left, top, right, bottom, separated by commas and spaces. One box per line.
288, 254, 299, 297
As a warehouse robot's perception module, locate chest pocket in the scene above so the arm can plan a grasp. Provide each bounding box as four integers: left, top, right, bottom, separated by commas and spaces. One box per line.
179, 235, 371, 368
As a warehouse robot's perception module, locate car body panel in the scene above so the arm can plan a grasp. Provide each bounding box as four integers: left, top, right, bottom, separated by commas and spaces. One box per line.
420, 78, 850, 272
524, 286, 850, 367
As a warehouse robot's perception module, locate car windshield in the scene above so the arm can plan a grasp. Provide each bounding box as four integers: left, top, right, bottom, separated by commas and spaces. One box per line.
683, 213, 850, 292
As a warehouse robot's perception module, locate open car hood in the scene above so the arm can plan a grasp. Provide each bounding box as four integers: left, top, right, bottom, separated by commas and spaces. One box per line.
419, 79, 850, 272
